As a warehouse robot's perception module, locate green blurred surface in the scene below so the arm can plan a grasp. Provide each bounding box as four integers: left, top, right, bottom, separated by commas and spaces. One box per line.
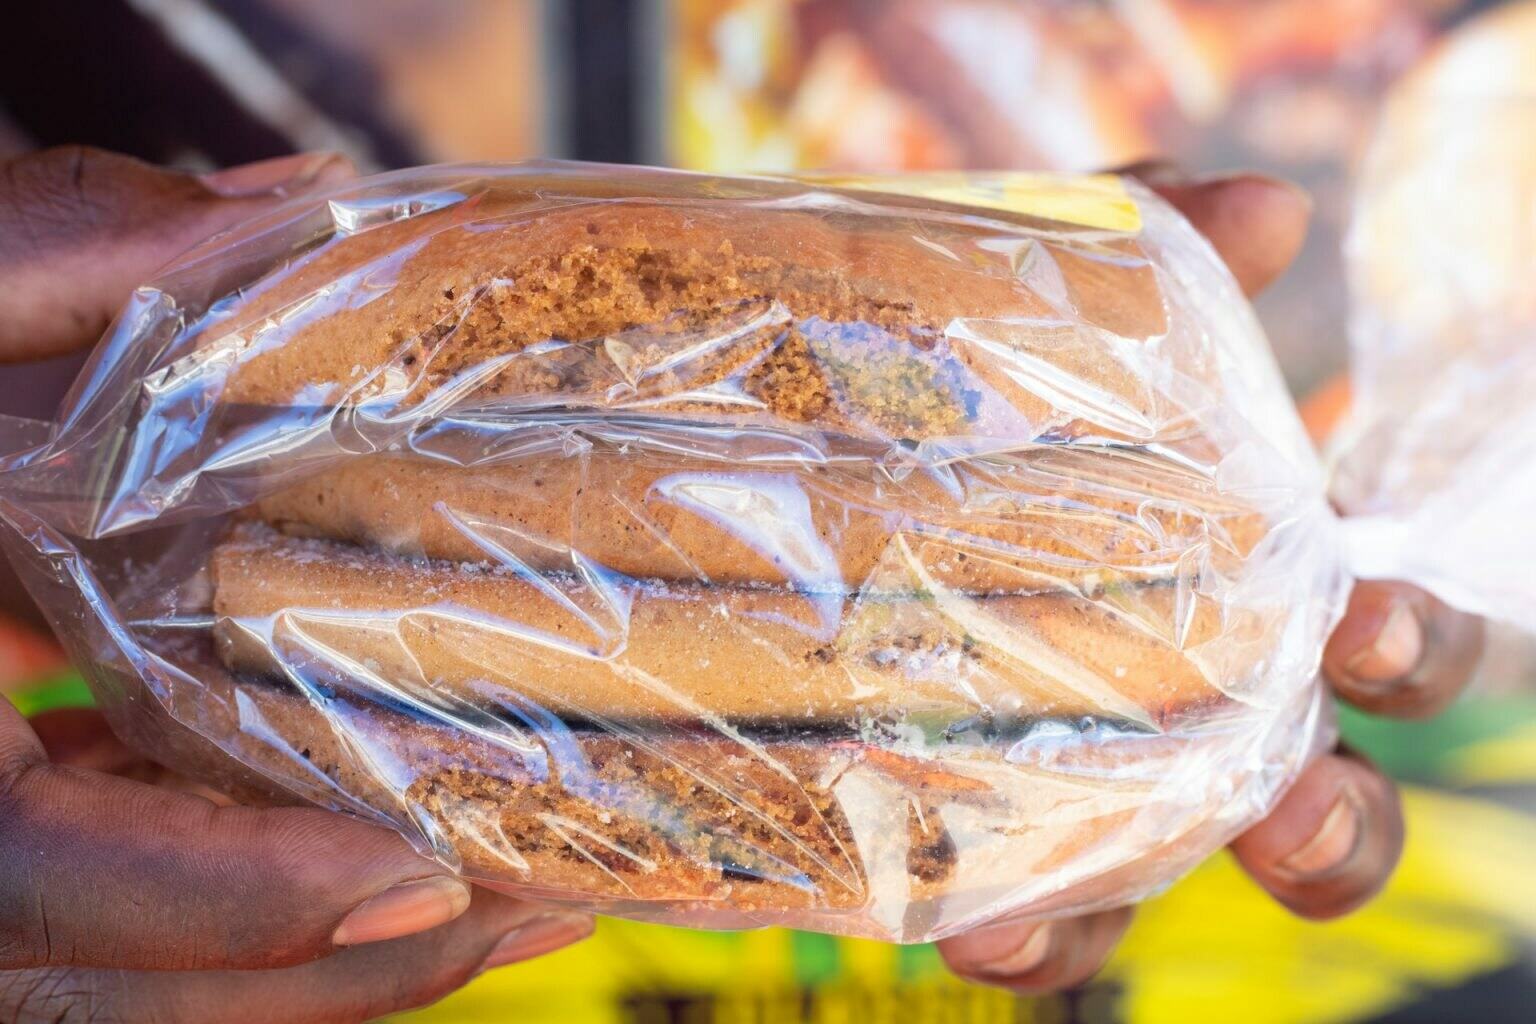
5, 671, 94, 717
1338, 695, 1536, 782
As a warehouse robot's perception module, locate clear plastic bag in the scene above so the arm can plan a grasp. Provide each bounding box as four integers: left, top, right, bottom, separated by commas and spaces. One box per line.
1337, 99, 1536, 633
0, 161, 1444, 942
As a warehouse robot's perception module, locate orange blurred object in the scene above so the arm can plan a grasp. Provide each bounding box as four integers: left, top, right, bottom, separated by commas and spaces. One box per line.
1298, 374, 1352, 444
0, 613, 64, 693
259, 0, 543, 163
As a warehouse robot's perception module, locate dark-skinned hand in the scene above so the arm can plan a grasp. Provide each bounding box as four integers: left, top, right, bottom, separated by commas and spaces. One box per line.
0, 147, 593, 1024
939, 170, 1483, 993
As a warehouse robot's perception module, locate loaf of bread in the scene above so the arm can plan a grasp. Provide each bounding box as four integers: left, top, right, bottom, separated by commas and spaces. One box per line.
249, 447, 1264, 592
213, 186, 1185, 447
204, 665, 1281, 931
212, 523, 1232, 725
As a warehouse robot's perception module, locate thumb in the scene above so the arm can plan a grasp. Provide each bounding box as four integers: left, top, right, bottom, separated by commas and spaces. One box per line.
0, 146, 355, 363
0, 698, 472, 972
1149, 173, 1311, 298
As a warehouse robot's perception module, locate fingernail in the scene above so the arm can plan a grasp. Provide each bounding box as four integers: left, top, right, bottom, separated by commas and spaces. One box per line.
199, 152, 354, 199
1344, 600, 1424, 686
333, 876, 472, 947
477, 913, 594, 973
971, 924, 1054, 979
1167, 169, 1312, 211
1232, 171, 1314, 213
1278, 788, 1364, 879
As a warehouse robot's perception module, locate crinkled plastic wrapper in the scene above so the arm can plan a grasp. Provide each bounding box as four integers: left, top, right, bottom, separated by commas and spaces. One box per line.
0, 164, 1349, 941
1337, 99, 1536, 633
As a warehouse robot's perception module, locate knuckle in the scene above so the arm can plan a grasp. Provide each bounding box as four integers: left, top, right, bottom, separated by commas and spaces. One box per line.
1340, 623, 1476, 715
3, 146, 112, 226
239, 809, 353, 903
1019, 950, 1101, 995
0, 967, 126, 1024
1379, 683, 1455, 721
0, 763, 54, 970
370, 925, 486, 1017
0, 751, 34, 809
0, 903, 53, 972
1422, 609, 1485, 685
0, 145, 182, 255
1278, 880, 1379, 921
382, 961, 481, 1019
342, 922, 487, 1020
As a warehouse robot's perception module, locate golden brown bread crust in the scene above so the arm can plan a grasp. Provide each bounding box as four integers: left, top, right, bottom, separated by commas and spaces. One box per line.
217, 673, 874, 908
210, 524, 1232, 726
93, 643, 1262, 932
202, 669, 1265, 929
251, 447, 1265, 593
211, 196, 1182, 445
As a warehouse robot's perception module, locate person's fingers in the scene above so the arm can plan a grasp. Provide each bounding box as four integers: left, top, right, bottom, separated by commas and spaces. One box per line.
0, 890, 594, 1024
1122, 164, 1311, 298
937, 907, 1133, 994
0, 146, 355, 363
194, 152, 357, 199
1230, 749, 1404, 920
25, 707, 139, 773
0, 697, 470, 972
25, 707, 236, 803
1323, 580, 1485, 720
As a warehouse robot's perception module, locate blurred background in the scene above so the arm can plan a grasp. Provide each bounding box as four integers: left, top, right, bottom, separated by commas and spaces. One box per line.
3, 1, 1536, 1021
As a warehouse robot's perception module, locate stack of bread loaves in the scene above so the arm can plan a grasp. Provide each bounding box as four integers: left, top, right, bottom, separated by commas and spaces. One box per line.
46, 167, 1335, 939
